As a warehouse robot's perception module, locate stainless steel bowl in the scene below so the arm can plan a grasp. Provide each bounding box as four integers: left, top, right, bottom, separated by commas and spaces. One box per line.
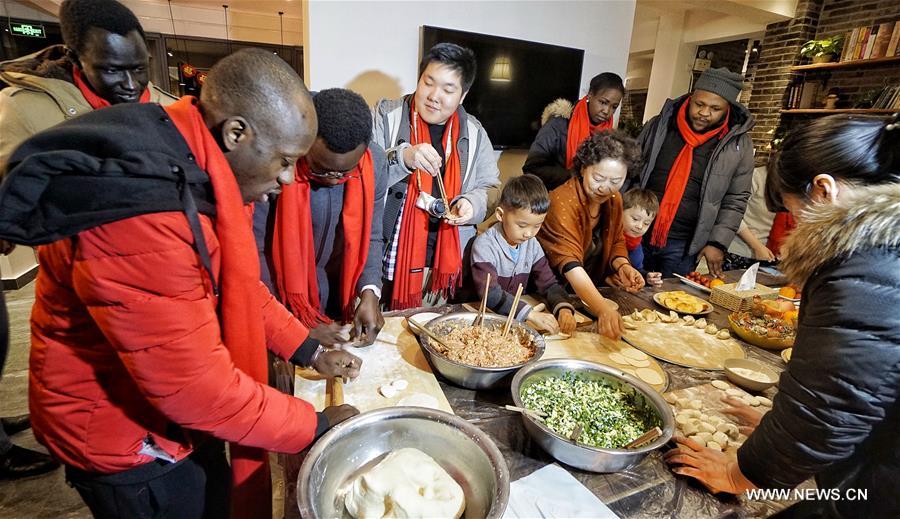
511, 358, 674, 473
298, 407, 509, 518
419, 312, 545, 390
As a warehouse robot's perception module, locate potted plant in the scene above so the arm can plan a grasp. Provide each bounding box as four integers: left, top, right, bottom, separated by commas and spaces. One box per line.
800, 35, 844, 64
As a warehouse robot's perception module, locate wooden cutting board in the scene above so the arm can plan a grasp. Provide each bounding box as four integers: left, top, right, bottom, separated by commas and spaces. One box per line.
622, 312, 745, 370
542, 331, 669, 392
293, 317, 453, 414
664, 382, 774, 456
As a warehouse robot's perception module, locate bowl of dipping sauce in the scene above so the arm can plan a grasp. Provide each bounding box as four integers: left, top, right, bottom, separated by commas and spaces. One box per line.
723, 358, 779, 392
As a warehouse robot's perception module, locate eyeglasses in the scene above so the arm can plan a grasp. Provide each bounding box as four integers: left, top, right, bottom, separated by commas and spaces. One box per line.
309, 169, 359, 180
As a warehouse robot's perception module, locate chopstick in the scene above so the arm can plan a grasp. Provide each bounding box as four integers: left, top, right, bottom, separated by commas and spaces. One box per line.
624, 426, 662, 449
502, 283, 524, 337
504, 405, 546, 420
569, 423, 583, 442
407, 318, 450, 350
475, 273, 491, 328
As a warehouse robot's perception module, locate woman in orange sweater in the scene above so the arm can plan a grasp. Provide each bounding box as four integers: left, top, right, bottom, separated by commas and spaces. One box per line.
537, 131, 644, 339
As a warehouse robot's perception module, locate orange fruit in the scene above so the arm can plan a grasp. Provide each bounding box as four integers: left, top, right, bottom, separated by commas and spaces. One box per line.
779, 286, 797, 299
709, 279, 725, 289
783, 310, 799, 325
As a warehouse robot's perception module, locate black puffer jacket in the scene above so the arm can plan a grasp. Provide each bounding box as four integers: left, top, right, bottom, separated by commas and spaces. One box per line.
737, 183, 900, 518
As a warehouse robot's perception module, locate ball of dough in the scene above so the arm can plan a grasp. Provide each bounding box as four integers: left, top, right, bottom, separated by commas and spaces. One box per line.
712, 431, 729, 445
747, 396, 761, 407
706, 440, 723, 452
687, 435, 707, 448
711, 380, 730, 390
757, 396, 773, 407
699, 422, 717, 434
675, 413, 691, 425
695, 432, 713, 444
704, 324, 718, 335
344, 448, 465, 519
682, 422, 700, 436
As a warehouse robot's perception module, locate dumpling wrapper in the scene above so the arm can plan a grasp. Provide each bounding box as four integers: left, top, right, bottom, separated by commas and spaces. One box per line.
635, 367, 663, 386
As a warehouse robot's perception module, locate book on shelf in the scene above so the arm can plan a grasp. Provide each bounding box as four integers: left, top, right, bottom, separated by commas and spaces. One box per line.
871, 22, 894, 59
889, 22, 900, 57
863, 28, 877, 59
870, 84, 900, 110
842, 27, 860, 62
854, 26, 870, 60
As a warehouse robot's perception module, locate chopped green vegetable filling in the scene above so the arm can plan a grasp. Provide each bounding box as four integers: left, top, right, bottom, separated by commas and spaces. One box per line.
521, 372, 661, 449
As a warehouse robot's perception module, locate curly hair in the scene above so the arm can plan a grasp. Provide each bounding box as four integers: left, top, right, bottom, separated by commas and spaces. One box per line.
572, 130, 642, 178
313, 88, 373, 154
60, 0, 145, 56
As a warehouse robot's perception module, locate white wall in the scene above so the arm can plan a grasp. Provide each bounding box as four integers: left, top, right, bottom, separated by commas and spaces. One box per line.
306, 0, 637, 106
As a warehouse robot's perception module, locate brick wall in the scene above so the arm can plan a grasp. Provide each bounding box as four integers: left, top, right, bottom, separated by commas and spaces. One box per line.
747, 0, 900, 165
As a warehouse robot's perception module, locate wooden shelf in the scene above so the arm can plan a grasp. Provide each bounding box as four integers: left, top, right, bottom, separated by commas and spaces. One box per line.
781, 108, 898, 114
791, 55, 900, 71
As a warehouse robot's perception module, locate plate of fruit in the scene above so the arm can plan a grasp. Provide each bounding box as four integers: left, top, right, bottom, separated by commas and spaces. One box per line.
728, 297, 797, 350
674, 272, 725, 293
777, 284, 801, 303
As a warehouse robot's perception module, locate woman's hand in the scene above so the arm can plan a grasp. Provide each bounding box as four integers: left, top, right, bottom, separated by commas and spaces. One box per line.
527, 310, 560, 335
721, 396, 764, 435
752, 245, 776, 262
593, 299, 624, 340
664, 436, 753, 494
646, 271, 663, 287
557, 308, 577, 334
616, 263, 645, 293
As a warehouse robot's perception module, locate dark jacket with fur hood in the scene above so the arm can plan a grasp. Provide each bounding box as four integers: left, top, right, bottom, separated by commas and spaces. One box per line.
737, 182, 900, 518
0, 45, 176, 172
523, 99, 575, 191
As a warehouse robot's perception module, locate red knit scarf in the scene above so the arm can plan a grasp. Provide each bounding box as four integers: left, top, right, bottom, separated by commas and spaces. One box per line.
72, 66, 150, 109
625, 233, 643, 251
270, 152, 375, 326
565, 95, 613, 168
650, 97, 730, 247
163, 97, 270, 519
389, 99, 462, 310
766, 211, 796, 257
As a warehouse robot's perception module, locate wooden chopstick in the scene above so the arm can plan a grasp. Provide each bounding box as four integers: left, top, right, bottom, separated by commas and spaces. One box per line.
328, 376, 344, 407
503, 283, 524, 337
407, 318, 450, 350
475, 273, 491, 328
624, 426, 662, 449
504, 405, 547, 419
569, 423, 584, 442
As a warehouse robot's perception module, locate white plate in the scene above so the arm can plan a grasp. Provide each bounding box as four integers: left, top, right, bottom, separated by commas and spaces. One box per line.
673, 273, 712, 293
406, 312, 442, 335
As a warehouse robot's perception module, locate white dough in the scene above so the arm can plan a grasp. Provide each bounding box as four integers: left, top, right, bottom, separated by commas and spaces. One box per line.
391, 379, 409, 391
684, 409, 702, 418
379, 385, 398, 399
682, 315, 695, 326
631, 310, 644, 321
688, 399, 703, 410
757, 397, 773, 407
694, 318, 707, 329
623, 321, 638, 330
608, 352, 629, 366
716, 329, 732, 340
624, 356, 651, 368
706, 441, 723, 452
344, 448, 465, 519
704, 324, 718, 335
622, 315, 634, 324
675, 414, 691, 425
699, 422, 717, 434
715, 423, 731, 434
687, 435, 707, 448
621, 347, 649, 361
726, 388, 744, 397
712, 431, 729, 445
635, 368, 663, 386
695, 432, 713, 444
711, 380, 730, 390
664, 393, 677, 404
709, 416, 725, 427
398, 393, 441, 409
740, 396, 754, 406
747, 396, 761, 407
675, 398, 690, 409
682, 422, 700, 436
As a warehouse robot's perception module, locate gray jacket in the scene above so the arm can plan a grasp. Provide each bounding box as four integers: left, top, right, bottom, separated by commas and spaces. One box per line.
373, 96, 501, 253
635, 94, 755, 255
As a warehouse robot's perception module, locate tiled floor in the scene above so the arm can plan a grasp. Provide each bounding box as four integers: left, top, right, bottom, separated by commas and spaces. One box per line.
0, 282, 90, 518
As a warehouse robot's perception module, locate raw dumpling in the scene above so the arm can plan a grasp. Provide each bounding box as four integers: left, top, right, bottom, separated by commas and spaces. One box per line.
693, 318, 707, 329
682, 315, 695, 326
631, 310, 645, 322
716, 329, 731, 340
704, 323, 718, 335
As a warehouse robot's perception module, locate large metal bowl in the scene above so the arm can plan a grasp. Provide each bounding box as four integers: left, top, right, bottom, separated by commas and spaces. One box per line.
298, 407, 509, 518
511, 358, 674, 473
418, 311, 545, 390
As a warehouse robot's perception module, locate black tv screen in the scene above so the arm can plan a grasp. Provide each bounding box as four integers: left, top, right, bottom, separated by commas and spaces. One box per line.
422, 26, 584, 149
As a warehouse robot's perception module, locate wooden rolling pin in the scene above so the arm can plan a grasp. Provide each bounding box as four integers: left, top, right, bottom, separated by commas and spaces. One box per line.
328, 376, 344, 406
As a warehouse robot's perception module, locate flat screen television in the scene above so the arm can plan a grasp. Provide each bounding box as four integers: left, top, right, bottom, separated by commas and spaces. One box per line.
422, 26, 584, 149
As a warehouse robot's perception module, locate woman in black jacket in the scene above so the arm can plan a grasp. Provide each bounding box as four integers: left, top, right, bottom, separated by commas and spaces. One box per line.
665, 114, 900, 518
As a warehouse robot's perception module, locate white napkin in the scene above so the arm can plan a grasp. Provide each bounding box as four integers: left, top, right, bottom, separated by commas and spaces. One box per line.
735, 262, 760, 292
503, 464, 618, 519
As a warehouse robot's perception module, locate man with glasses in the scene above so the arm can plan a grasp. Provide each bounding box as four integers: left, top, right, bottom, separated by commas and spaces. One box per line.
255, 88, 387, 346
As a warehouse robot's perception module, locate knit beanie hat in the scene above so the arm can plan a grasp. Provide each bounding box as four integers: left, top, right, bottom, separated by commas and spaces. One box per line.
694, 67, 743, 103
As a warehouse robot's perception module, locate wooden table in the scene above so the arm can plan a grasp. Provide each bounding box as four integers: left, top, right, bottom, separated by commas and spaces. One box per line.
283, 271, 801, 518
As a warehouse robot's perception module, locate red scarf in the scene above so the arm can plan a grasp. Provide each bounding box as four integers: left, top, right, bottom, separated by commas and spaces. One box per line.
270, 153, 375, 326
650, 97, 730, 247
766, 211, 796, 257
389, 98, 462, 310
72, 66, 150, 109
565, 95, 613, 168
625, 233, 643, 251
163, 97, 270, 519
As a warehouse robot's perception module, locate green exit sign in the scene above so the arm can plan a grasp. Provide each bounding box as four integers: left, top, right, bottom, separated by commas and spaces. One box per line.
10, 23, 46, 38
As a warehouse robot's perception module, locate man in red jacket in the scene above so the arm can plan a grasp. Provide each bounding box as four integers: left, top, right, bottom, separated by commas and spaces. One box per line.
0, 49, 358, 518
